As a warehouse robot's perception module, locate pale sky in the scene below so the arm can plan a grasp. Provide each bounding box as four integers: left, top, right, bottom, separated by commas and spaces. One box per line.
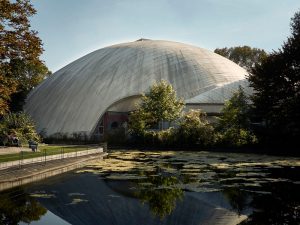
30, 0, 300, 73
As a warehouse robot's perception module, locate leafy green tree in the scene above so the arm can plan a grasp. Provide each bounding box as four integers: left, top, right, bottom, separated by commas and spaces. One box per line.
214, 46, 267, 71
217, 86, 256, 147
129, 80, 184, 135
9, 59, 51, 112
0, 112, 40, 146
0, 0, 49, 114
249, 10, 300, 145
177, 109, 215, 147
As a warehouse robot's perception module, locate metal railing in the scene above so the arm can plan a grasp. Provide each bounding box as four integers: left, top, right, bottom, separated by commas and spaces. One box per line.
0, 147, 103, 171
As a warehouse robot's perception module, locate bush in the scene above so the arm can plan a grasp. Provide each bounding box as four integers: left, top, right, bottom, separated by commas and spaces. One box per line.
176, 110, 215, 147
142, 128, 176, 147
217, 128, 257, 147
0, 112, 40, 146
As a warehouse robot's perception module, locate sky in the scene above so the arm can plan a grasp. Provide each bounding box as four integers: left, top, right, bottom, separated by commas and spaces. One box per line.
30, 0, 300, 73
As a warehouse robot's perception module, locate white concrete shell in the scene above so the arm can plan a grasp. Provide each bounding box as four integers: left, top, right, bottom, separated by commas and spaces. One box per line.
25, 40, 248, 136
186, 79, 252, 104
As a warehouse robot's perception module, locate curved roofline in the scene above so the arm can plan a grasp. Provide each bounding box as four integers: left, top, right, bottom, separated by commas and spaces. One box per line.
90, 94, 142, 135
25, 40, 248, 136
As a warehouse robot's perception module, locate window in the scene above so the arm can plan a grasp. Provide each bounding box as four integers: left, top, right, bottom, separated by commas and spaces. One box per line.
111, 121, 119, 129
99, 120, 104, 135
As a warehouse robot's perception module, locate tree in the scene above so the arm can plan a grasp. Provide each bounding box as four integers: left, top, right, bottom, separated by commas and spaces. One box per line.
129, 80, 184, 135
249, 10, 300, 145
9, 59, 51, 112
0, 0, 49, 115
0, 112, 40, 146
217, 86, 256, 147
177, 109, 215, 147
214, 46, 267, 71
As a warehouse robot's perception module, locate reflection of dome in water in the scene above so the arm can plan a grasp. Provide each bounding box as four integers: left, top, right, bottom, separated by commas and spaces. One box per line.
34, 173, 246, 225
25, 39, 251, 137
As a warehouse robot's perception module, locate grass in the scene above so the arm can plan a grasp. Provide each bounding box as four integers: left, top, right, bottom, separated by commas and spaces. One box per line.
0, 145, 92, 163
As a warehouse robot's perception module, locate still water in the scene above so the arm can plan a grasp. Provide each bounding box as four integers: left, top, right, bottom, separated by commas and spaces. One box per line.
0, 150, 299, 225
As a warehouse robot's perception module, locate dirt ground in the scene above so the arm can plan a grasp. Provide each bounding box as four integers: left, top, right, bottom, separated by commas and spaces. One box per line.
0, 146, 32, 155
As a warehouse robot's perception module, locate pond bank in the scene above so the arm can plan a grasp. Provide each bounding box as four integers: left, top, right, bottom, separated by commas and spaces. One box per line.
0, 151, 107, 191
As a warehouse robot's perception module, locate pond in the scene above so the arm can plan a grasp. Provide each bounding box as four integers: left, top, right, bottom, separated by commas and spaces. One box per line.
0, 150, 299, 225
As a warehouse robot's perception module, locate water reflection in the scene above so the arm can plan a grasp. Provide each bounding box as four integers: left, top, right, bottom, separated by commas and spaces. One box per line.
215, 165, 300, 224
223, 187, 249, 215
240, 181, 300, 224
97, 151, 300, 223
134, 167, 184, 219
0, 187, 47, 225
0, 151, 299, 225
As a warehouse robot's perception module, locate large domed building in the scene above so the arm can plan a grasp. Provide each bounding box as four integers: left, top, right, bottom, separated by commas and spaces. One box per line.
25, 39, 251, 139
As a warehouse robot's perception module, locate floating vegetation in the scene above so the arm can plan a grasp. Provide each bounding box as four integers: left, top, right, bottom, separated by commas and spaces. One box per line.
81, 150, 300, 190
68, 193, 85, 196
74, 150, 300, 219
67, 198, 88, 205
30, 192, 56, 199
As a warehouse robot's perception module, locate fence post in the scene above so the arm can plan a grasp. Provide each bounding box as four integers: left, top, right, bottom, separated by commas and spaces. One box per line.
19, 151, 23, 169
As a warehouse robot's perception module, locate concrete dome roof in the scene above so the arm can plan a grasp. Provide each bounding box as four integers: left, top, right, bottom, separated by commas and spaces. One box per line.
25, 39, 248, 136
186, 79, 252, 104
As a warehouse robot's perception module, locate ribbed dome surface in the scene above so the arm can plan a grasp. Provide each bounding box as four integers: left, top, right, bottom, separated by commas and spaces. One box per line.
25, 40, 248, 136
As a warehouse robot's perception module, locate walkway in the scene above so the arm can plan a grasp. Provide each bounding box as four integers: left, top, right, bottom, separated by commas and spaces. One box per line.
0, 150, 107, 191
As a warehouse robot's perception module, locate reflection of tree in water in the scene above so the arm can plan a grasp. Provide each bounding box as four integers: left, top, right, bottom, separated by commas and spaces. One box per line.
223, 187, 248, 215
0, 187, 47, 225
134, 167, 184, 219
239, 182, 300, 225
214, 166, 300, 224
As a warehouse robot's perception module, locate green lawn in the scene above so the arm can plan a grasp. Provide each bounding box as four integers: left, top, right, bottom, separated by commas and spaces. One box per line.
0, 145, 92, 163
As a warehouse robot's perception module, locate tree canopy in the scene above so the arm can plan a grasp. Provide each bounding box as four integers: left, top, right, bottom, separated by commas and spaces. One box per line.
129, 80, 184, 135
217, 86, 256, 147
0, 112, 40, 145
0, 0, 50, 114
249, 10, 300, 145
177, 109, 215, 147
214, 46, 267, 71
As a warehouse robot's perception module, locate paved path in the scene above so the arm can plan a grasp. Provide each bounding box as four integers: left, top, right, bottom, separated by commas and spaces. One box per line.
0, 152, 107, 191
0, 146, 32, 155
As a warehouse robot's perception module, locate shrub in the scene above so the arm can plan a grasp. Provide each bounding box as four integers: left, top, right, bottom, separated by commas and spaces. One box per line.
0, 112, 40, 146
217, 128, 257, 147
176, 110, 215, 147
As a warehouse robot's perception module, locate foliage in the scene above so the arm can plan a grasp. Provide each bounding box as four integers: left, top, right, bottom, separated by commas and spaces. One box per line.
249, 10, 300, 145
142, 128, 176, 147
0, 112, 40, 146
218, 86, 251, 130
218, 127, 257, 147
43, 132, 101, 145
0, 0, 50, 114
177, 109, 215, 147
128, 108, 150, 136
217, 87, 257, 147
9, 59, 51, 112
129, 80, 184, 135
214, 46, 267, 71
